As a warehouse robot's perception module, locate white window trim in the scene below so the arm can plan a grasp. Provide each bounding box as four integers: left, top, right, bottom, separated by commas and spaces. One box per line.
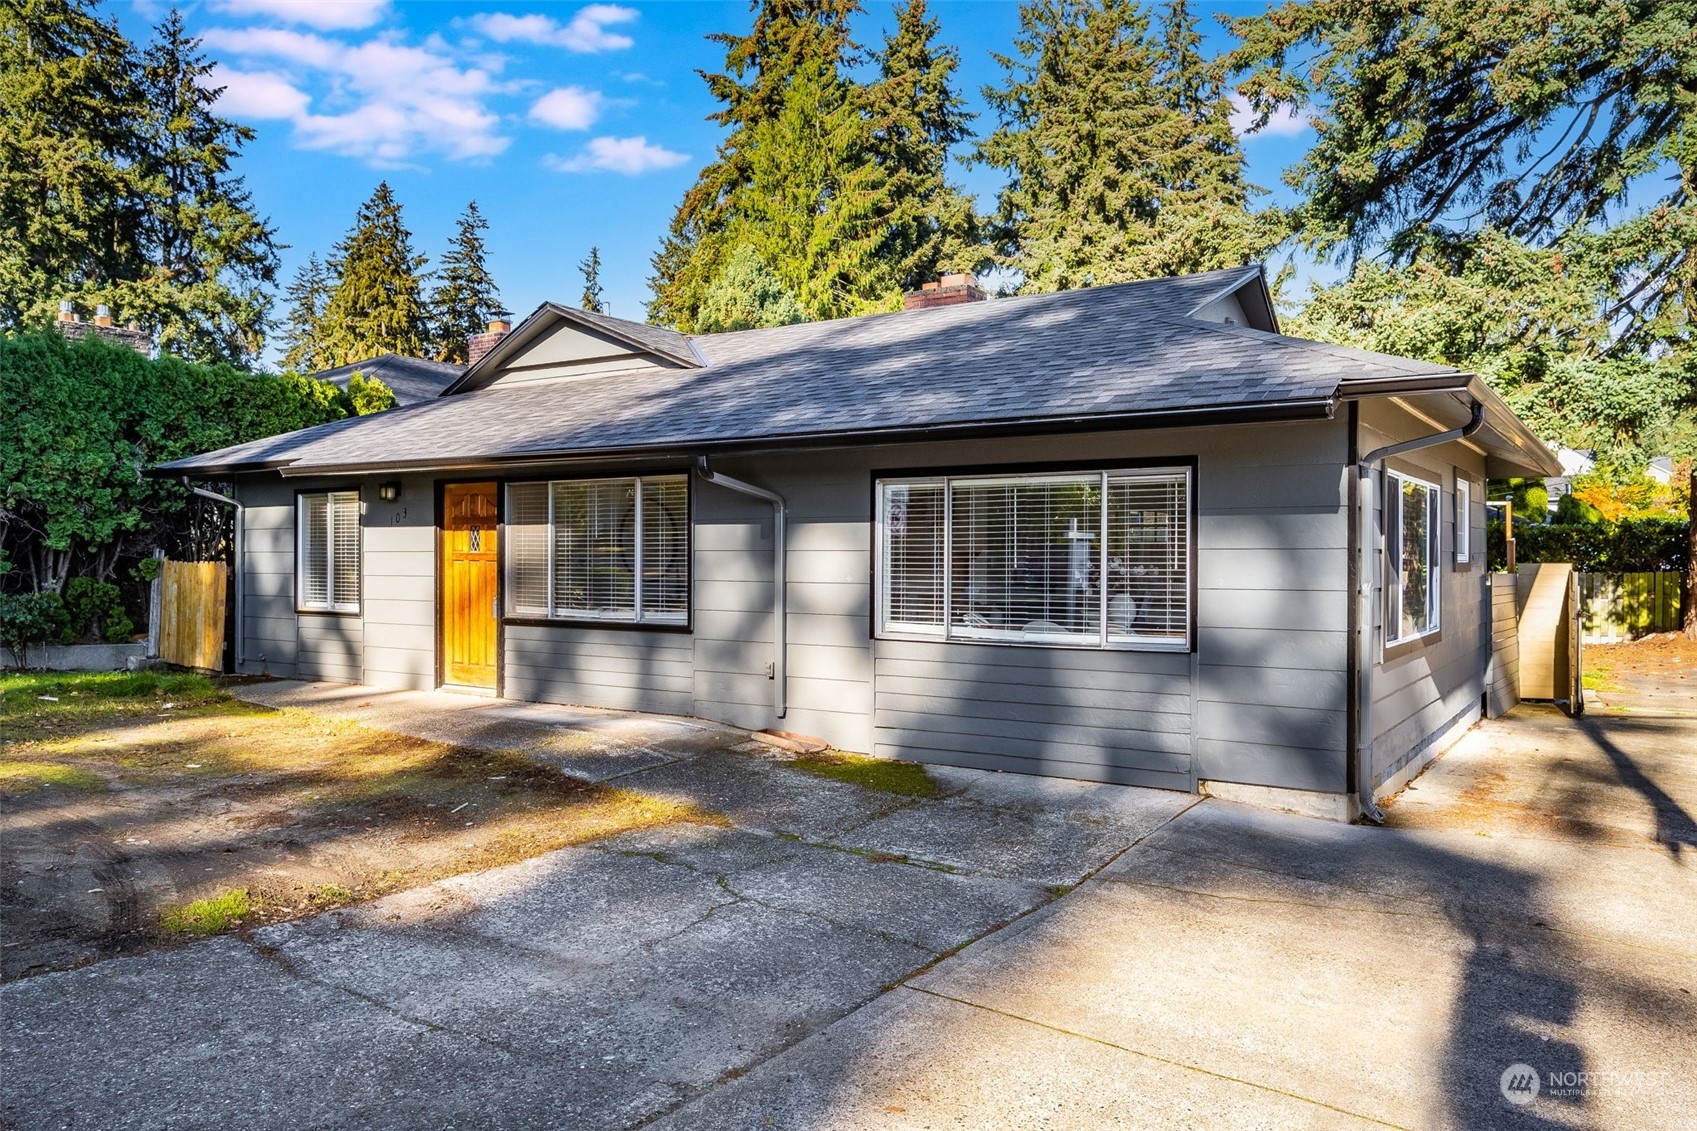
504, 475, 689, 627
1385, 469, 1440, 645
1455, 478, 1472, 564
296, 490, 360, 614
875, 466, 1192, 652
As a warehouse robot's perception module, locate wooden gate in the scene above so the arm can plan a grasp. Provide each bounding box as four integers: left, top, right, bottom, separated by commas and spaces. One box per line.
158, 559, 227, 670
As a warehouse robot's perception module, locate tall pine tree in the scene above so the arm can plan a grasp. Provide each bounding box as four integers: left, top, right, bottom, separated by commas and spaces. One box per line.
978, 0, 1272, 292
427, 200, 499, 364
868, 0, 984, 291
579, 246, 605, 313
0, 2, 279, 365
278, 253, 329, 373
127, 10, 281, 364
647, 0, 896, 330
1, 0, 143, 329
319, 182, 429, 365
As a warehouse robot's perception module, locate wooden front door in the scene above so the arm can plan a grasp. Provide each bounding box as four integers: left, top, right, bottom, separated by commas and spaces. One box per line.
442, 482, 499, 689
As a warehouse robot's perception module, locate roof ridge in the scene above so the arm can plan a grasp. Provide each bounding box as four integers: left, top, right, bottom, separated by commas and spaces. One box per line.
685, 264, 1267, 343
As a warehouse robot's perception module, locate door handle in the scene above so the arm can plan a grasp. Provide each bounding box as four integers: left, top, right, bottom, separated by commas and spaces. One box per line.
492, 594, 498, 619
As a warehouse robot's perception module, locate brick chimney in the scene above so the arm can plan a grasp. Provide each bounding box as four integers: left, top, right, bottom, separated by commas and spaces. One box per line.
902, 272, 986, 312
58, 299, 77, 323
94, 304, 113, 327
466, 309, 512, 366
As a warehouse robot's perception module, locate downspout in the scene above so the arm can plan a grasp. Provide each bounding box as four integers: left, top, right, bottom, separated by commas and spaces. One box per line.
1353, 400, 1485, 823
695, 457, 786, 719
184, 480, 244, 670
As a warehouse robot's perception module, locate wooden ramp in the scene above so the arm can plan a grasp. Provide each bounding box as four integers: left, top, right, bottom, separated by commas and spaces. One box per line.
1515, 563, 1581, 711
159, 560, 227, 671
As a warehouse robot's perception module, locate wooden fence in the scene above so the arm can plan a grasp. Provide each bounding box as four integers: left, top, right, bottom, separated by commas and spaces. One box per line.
158, 559, 227, 670
1576, 571, 1686, 643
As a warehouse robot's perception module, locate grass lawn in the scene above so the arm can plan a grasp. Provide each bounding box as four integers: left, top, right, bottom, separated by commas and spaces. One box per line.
1, 670, 721, 980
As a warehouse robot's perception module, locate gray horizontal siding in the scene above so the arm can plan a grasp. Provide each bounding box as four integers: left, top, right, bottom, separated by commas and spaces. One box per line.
873, 636, 1193, 786
1194, 420, 1350, 792
504, 624, 693, 715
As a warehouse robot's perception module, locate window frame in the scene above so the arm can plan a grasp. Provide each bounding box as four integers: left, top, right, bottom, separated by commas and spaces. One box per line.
873, 463, 1195, 653
295, 487, 362, 615
501, 472, 692, 631
1385, 468, 1441, 646
1455, 477, 1472, 565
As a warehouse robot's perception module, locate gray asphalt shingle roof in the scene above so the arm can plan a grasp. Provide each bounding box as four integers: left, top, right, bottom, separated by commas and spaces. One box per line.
161, 267, 1461, 475
311, 354, 465, 406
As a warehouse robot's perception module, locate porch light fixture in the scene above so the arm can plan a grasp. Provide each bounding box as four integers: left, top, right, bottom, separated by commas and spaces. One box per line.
378, 481, 401, 503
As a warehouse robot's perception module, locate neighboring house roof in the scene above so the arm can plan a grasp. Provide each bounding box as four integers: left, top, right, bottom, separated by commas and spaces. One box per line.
159, 266, 1562, 479
312, 354, 465, 406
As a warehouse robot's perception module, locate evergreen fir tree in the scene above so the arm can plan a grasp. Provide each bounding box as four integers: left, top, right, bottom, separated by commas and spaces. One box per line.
579, 246, 606, 313
0, 3, 279, 365
319, 182, 429, 365
868, 0, 984, 291
278, 253, 330, 373
695, 245, 806, 332
126, 9, 280, 365
0, 0, 143, 328
978, 0, 1272, 292
426, 200, 499, 364
646, 0, 892, 329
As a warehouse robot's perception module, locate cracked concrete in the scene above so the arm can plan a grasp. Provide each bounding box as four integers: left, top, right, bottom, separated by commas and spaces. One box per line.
7, 678, 1693, 1129
2, 681, 1189, 1130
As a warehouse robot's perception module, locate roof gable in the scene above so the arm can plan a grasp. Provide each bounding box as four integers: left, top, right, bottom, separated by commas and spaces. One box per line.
446, 302, 699, 393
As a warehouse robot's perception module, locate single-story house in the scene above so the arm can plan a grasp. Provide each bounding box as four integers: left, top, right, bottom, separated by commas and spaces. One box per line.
313, 353, 467, 406
158, 267, 1561, 820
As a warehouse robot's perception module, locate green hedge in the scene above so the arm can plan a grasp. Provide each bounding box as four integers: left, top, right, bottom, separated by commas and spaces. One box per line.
1487, 518, 1689, 573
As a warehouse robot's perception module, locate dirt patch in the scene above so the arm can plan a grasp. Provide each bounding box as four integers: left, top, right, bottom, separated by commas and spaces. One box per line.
1, 673, 720, 981
1587, 633, 1697, 683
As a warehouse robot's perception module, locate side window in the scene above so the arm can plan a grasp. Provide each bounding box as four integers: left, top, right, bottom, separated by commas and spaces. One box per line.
1386, 471, 1439, 643
1456, 478, 1472, 564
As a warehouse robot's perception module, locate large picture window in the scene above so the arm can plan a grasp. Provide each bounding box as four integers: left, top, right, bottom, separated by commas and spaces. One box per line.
297, 490, 361, 613
1387, 470, 1440, 643
877, 467, 1191, 649
505, 475, 689, 625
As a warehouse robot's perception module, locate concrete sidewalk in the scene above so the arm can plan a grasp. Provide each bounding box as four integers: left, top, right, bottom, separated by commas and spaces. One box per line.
4, 680, 1694, 1129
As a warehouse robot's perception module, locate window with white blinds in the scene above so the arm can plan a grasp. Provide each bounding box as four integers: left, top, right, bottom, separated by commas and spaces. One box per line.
297, 490, 361, 612
876, 468, 1191, 649
505, 475, 689, 625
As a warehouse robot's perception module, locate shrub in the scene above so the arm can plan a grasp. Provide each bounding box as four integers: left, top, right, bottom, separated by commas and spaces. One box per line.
0, 591, 69, 666
1488, 518, 1689, 573
62, 578, 135, 644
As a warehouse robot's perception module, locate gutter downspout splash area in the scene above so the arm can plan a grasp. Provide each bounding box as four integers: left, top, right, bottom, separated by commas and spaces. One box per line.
183, 480, 245, 670
696, 457, 787, 719
1353, 400, 1485, 824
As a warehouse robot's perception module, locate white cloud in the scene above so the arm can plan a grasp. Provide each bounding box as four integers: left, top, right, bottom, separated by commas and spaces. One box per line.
1230, 97, 1310, 139
474, 6, 638, 52
210, 0, 390, 31
546, 135, 688, 175
201, 27, 509, 164
207, 65, 310, 119
529, 86, 602, 131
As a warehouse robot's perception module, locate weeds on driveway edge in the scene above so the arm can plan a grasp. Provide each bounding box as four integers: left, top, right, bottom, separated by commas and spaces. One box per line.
162, 889, 253, 936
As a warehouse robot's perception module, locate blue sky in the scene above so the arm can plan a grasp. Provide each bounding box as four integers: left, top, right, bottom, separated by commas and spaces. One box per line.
112, 0, 1316, 367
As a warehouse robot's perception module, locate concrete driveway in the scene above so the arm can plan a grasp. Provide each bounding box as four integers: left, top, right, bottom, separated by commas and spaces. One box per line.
4, 678, 1694, 1129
